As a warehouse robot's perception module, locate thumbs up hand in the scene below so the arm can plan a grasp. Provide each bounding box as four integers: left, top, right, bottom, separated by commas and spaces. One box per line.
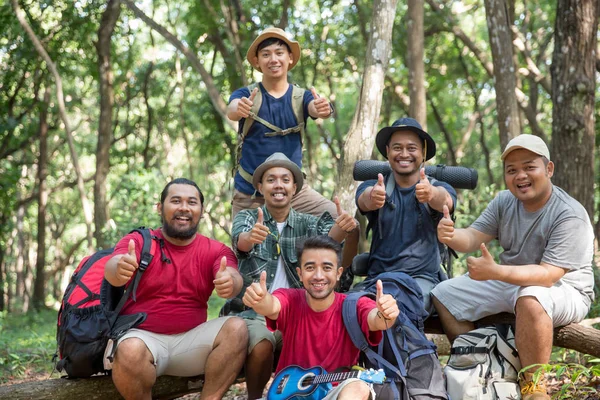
115, 239, 139, 286
375, 280, 399, 324
437, 204, 455, 244
466, 243, 498, 281
415, 168, 434, 204
249, 208, 270, 245
368, 173, 386, 210
333, 196, 357, 233
237, 87, 259, 118
214, 256, 235, 298
243, 271, 269, 308
310, 87, 332, 119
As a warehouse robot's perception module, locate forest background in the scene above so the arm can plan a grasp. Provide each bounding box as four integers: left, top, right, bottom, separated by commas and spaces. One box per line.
0, 0, 599, 390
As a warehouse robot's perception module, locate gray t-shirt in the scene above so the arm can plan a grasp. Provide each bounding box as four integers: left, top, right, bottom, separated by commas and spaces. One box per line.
471, 186, 595, 305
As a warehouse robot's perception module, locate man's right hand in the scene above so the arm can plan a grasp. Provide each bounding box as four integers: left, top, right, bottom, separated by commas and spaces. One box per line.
437, 205, 454, 244
235, 87, 258, 119
243, 270, 268, 308
115, 239, 139, 286
248, 208, 270, 245
368, 173, 386, 209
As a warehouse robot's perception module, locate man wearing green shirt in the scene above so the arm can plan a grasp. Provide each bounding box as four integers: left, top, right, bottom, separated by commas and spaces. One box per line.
229, 152, 356, 399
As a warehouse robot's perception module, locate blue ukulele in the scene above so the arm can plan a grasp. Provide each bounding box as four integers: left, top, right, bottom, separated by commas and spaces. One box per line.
267, 365, 386, 400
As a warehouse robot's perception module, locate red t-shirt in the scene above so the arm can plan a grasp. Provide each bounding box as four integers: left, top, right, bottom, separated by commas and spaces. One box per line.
113, 229, 238, 334
267, 289, 382, 373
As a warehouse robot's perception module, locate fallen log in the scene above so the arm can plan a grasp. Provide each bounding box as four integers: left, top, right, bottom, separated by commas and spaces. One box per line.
424, 313, 600, 358
0, 375, 204, 400
1, 315, 597, 400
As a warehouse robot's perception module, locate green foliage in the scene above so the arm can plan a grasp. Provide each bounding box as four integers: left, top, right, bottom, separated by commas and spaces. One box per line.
0, 309, 56, 384
522, 361, 600, 399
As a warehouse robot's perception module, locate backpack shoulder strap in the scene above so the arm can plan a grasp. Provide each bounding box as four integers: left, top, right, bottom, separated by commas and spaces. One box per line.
241, 82, 262, 140
493, 325, 521, 372
291, 85, 305, 135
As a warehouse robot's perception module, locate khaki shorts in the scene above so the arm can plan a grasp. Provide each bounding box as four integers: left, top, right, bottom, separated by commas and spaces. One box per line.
232, 183, 337, 219
431, 275, 590, 326
105, 317, 232, 377
245, 316, 283, 354
323, 378, 376, 400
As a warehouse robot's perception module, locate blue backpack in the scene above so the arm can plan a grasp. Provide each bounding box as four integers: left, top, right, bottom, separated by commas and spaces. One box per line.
342, 272, 448, 400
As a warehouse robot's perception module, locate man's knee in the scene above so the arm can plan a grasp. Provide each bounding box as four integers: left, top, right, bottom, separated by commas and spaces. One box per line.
113, 338, 154, 373
516, 295, 548, 319
339, 381, 371, 400
218, 317, 248, 348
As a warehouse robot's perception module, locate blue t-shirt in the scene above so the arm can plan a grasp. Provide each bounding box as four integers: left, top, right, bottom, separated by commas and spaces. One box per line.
355, 175, 457, 282
229, 83, 314, 195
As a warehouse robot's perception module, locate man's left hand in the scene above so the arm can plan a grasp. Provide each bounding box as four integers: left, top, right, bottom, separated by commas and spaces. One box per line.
334, 196, 357, 233
415, 168, 434, 203
214, 256, 235, 298
467, 243, 499, 281
311, 87, 332, 119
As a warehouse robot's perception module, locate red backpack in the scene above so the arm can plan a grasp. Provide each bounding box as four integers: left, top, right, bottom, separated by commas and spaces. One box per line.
55, 228, 157, 378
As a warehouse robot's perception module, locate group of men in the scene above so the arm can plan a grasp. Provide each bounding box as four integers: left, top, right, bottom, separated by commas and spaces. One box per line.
102, 27, 595, 400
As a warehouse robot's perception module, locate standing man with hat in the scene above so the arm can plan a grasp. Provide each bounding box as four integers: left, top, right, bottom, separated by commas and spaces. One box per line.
355, 117, 457, 314
229, 153, 357, 399
227, 27, 335, 218
431, 134, 594, 400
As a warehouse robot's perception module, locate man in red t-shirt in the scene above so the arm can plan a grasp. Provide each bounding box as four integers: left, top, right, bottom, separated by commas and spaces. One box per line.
104, 178, 247, 400
243, 235, 399, 399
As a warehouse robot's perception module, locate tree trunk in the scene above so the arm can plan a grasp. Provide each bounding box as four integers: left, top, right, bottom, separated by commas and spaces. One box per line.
120, 0, 236, 132
12, 0, 94, 250
550, 0, 598, 219
31, 87, 50, 310
336, 0, 399, 213
94, 0, 121, 250
483, 0, 520, 150
407, 0, 426, 129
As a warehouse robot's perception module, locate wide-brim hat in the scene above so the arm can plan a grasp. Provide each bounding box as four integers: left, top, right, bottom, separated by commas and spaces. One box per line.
501, 134, 550, 161
252, 152, 303, 194
375, 117, 436, 160
246, 27, 301, 72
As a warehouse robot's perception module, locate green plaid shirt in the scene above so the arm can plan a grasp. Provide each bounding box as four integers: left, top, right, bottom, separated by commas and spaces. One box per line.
229, 206, 334, 317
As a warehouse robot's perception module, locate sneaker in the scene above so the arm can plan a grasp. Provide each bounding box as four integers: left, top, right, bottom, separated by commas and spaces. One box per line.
520, 372, 550, 400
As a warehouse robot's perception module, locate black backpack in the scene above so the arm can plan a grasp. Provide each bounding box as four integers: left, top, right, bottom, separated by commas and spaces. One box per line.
55, 228, 156, 378
343, 272, 448, 400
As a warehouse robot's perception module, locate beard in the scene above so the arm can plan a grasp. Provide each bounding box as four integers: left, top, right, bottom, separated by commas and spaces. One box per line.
161, 213, 199, 240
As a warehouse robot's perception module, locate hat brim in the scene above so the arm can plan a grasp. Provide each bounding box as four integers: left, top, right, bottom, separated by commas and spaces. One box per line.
375, 126, 436, 161
246, 31, 301, 72
252, 160, 304, 195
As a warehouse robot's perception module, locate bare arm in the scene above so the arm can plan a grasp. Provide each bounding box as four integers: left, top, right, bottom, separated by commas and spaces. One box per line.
467, 243, 567, 287
428, 185, 454, 213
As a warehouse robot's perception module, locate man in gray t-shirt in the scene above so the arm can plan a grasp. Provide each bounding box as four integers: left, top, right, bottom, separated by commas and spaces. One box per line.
431, 134, 594, 400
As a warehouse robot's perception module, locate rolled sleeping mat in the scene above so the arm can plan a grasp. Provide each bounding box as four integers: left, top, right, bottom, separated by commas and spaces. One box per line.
353, 160, 478, 190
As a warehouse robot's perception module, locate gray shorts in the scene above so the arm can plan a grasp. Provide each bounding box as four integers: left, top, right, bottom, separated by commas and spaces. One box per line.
105, 317, 232, 377
323, 378, 376, 400
232, 183, 337, 219
431, 275, 590, 326
244, 316, 282, 354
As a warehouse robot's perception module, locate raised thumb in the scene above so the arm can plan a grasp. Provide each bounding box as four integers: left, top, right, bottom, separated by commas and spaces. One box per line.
249, 87, 258, 101
257, 207, 264, 224
334, 196, 342, 215
219, 256, 227, 272
480, 243, 490, 257
260, 270, 267, 289
376, 279, 384, 300
310, 86, 319, 99
377, 173, 384, 186
420, 168, 427, 181
128, 239, 136, 257
443, 204, 450, 219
